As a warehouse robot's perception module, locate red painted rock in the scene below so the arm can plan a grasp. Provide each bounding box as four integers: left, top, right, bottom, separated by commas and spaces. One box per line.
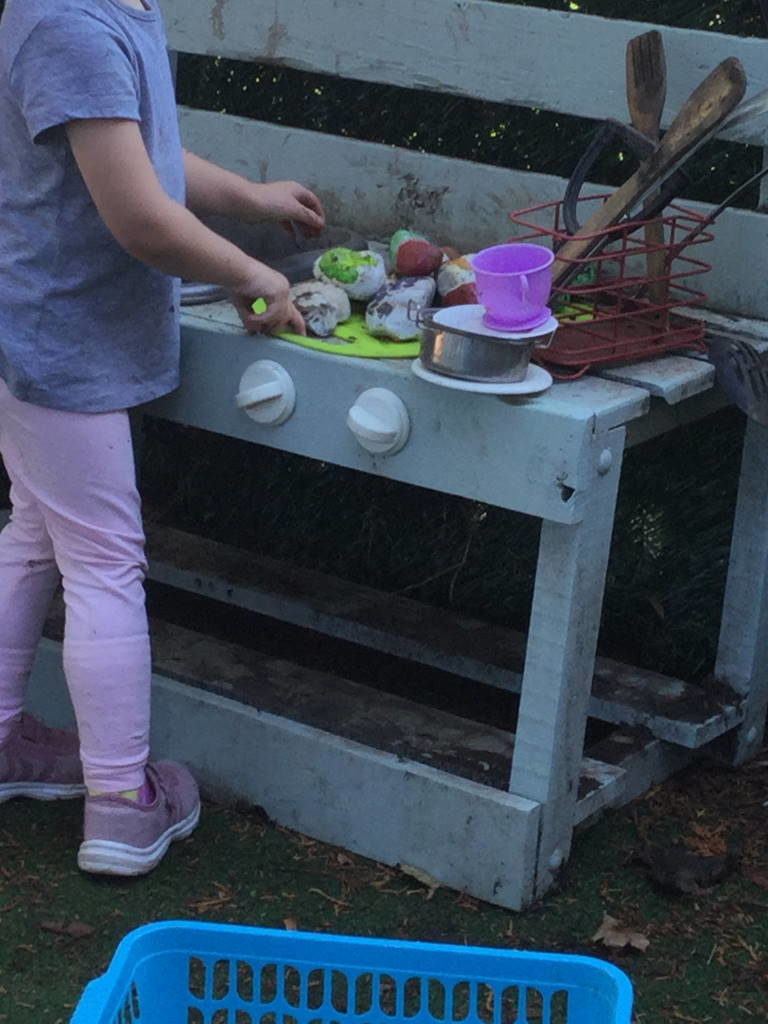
390, 229, 443, 277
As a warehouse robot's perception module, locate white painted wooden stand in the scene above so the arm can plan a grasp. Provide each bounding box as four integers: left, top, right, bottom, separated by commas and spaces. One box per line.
25, 2, 768, 908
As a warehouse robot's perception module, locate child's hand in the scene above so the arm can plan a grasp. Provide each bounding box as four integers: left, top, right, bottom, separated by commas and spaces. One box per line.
229, 262, 306, 336
249, 181, 326, 239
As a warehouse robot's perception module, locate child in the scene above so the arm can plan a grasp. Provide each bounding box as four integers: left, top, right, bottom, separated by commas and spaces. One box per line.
0, 0, 326, 876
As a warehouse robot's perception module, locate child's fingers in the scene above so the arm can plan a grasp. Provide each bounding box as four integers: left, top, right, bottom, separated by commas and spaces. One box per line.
231, 296, 274, 334
292, 188, 326, 234
296, 186, 325, 219
237, 310, 270, 334
293, 206, 325, 237
278, 213, 321, 241
233, 296, 305, 337
283, 304, 306, 335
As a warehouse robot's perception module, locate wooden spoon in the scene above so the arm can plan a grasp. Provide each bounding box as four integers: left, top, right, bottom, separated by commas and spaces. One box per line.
551, 57, 746, 289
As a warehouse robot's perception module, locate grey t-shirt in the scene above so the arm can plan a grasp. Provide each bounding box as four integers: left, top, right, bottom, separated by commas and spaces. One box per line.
0, 0, 185, 412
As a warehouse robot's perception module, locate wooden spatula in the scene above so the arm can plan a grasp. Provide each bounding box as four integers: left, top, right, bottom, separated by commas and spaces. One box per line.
626, 31, 666, 144
552, 56, 746, 289
626, 30, 667, 301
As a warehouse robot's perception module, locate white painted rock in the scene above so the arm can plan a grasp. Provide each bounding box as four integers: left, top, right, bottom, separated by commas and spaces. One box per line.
365, 276, 437, 341
313, 247, 387, 301
289, 280, 351, 337
437, 254, 477, 306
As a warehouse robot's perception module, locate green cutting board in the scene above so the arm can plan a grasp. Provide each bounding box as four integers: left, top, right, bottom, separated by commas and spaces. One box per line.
277, 313, 420, 358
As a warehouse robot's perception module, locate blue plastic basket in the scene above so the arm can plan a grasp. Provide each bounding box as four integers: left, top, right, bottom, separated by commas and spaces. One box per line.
70, 921, 633, 1024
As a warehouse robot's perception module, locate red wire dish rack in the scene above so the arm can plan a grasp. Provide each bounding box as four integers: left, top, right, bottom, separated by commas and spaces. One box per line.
508, 195, 715, 379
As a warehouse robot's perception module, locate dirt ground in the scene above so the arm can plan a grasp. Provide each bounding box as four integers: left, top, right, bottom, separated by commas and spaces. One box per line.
1, 740, 767, 1023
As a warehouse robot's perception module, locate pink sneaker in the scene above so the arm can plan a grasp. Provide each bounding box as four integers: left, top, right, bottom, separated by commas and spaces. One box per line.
0, 713, 85, 802
78, 761, 200, 876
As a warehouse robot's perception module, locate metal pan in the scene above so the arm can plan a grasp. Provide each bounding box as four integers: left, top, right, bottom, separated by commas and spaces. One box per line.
416, 309, 554, 383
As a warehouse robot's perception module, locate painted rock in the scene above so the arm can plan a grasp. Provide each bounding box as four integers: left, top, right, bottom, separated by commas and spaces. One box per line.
437, 254, 478, 306
313, 247, 387, 301
289, 280, 351, 337
390, 229, 443, 277
365, 276, 437, 341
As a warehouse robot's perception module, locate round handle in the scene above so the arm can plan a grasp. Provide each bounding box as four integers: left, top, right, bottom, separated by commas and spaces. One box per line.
347, 407, 399, 444
235, 360, 296, 426
520, 272, 530, 307
236, 380, 283, 408
534, 325, 558, 350
347, 388, 410, 456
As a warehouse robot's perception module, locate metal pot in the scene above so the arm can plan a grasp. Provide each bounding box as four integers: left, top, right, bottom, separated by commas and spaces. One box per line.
417, 308, 553, 383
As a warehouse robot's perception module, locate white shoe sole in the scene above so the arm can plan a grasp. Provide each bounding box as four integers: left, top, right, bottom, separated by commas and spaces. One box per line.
77, 802, 201, 876
0, 782, 86, 802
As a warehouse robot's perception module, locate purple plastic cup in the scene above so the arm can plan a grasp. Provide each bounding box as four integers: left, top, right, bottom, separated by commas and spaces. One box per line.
471, 243, 554, 330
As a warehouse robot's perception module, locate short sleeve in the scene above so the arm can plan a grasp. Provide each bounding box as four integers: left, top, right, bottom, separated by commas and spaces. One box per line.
9, 14, 140, 142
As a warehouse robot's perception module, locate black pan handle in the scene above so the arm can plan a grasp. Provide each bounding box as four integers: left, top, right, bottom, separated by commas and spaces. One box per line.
562, 120, 655, 234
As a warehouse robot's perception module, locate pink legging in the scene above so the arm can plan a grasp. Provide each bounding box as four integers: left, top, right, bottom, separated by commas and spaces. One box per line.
0, 378, 150, 792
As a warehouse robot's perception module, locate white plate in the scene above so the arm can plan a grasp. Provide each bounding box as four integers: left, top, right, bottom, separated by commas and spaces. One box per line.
411, 359, 553, 395
431, 304, 558, 339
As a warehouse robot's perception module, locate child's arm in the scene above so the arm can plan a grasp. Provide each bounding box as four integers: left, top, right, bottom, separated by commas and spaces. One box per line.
66, 118, 305, 335
183, 151, 325, 239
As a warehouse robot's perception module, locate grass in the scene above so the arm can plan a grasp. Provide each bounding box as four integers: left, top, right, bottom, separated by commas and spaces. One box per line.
1, 752, 767, 1023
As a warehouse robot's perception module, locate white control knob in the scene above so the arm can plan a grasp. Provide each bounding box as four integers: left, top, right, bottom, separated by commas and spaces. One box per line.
236, 360, 296, 425
347, 388, 410, 455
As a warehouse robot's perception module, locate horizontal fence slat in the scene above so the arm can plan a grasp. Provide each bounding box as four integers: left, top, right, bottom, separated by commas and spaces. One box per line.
162, 0, 768, 145
180, 107, 768, 319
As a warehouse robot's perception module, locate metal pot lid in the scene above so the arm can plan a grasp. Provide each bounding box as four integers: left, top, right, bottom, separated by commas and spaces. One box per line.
431, 303, 557, 340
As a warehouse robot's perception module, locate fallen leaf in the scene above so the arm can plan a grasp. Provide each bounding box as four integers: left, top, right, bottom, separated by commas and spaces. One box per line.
40, 920, 94, 938
683, 822, 729, 857
308, 887, 351, 911
187, 882, 235, 913
66, 921, 95, 939
454, 893, 480, 912
743, 865, 768, 890
283, 917, 298, 931
370, 870, 396, 890
399, 863, 441, 898
293, 834, 317, 849
592, 913, 650, 952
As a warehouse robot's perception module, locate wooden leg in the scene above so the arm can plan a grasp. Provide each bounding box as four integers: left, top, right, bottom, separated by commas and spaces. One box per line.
509, 428, 625, 896
716, 417, 768, 765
